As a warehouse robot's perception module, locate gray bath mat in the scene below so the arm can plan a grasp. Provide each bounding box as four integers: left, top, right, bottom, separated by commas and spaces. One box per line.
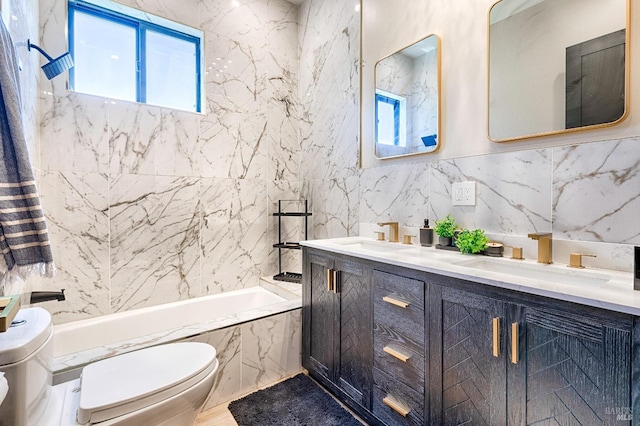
228, 373, 363, 425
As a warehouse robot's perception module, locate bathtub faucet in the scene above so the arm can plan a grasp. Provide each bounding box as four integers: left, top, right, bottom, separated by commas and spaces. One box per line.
30, 289, 65, 304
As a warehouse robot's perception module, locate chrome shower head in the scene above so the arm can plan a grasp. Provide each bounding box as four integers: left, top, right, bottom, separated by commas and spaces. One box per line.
27, 39, 74, 80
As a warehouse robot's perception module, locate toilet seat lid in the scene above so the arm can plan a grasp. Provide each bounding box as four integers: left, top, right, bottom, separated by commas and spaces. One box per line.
77, 342, 217, 424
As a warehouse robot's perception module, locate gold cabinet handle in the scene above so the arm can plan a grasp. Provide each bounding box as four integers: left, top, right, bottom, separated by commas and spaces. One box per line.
326, 269, 333, 292
383, 346, 411, 362
382, 395, 411, 417
492, 317, 500, 357
511, 322, 519, 364
382, 295, 410, 309
332, 270, 340, 293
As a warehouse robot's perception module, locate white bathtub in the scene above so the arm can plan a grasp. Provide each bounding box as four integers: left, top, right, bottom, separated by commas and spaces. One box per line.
53, 286, 294, 362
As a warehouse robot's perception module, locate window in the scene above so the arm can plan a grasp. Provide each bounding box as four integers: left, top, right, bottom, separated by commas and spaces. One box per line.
68, 0, 203, 113
375, 90, 406, 147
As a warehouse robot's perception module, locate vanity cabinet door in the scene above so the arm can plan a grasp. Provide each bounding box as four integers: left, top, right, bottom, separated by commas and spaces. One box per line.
334, 257, 373, 409
303, 251, 336, 381
429, 285, 507, 426
507, 304, 632, 426
303, 250, 373, 410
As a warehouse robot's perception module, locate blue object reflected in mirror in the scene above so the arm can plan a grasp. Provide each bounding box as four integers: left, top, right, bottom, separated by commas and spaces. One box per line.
374, 34, 440, 159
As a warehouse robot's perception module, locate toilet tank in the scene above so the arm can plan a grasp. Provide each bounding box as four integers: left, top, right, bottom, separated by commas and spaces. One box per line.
0, 307, 55, 426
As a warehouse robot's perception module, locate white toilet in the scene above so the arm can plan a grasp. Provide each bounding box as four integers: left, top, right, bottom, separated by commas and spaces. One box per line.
0, 307, 219, 425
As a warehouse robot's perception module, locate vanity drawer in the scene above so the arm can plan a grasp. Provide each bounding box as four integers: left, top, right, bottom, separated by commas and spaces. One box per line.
372, 367, 424, 426
373, 270, 425, 348
374, 330, 425, 392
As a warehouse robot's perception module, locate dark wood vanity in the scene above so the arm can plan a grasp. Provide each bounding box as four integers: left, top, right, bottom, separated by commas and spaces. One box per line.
302, 246, 638, 425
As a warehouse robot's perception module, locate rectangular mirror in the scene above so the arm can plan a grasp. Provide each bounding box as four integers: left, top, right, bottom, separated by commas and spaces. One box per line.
488, 0, 629, 141
375, 34, 441, 158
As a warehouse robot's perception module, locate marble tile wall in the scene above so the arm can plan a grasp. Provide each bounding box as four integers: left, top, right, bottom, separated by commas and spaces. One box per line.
298, 0, 361, 240
359, 136, 640, 271
190, 309, 302, 409
32, 0, 303, 323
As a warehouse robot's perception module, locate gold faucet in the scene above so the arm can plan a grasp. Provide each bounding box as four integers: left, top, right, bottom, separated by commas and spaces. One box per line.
527, 232, 552, 264
377, 222, 399, 243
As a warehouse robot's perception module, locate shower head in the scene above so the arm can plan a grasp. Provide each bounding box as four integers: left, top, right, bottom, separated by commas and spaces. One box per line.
27, 39, 74, 80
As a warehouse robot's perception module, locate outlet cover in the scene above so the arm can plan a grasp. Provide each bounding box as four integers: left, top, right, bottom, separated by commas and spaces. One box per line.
452, 181, 476, 206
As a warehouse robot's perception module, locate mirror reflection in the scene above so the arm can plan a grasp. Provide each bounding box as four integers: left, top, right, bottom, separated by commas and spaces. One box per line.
375, 35, 440, 158
488, 0, 628, 141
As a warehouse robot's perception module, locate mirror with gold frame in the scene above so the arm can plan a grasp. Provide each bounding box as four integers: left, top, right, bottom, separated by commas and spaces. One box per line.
488, 0, 629, 142
374, 34, 441, 158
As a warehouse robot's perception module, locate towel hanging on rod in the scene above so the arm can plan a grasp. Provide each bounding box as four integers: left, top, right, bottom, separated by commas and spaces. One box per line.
0, 19, 55, 292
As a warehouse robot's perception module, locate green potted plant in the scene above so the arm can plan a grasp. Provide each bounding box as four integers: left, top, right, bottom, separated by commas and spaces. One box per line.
434, 214, 457, 247
455, 228, 490, 254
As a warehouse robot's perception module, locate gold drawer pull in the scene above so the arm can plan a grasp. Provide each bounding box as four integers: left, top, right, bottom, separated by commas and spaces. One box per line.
383, 346, 411, 362
511, 322, 519, 364
382, 395, 411, 417
382, 296, 410, 309
492, 317, 500, 357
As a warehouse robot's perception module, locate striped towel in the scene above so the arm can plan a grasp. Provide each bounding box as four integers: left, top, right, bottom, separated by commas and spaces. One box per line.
0, 19, 54, 291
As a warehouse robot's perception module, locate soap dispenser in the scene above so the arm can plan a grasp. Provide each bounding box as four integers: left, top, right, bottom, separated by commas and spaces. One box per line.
420, 219, 434, 247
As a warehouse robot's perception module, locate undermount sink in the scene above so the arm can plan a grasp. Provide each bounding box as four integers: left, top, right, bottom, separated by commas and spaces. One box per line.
454, 258, 612, 286
333, 239, 411, 252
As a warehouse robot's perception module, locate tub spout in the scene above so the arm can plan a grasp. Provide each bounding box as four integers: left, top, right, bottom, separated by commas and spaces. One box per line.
30, 289, 65, 304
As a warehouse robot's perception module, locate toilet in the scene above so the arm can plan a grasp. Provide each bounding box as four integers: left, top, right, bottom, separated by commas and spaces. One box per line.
0, 307, 219, 426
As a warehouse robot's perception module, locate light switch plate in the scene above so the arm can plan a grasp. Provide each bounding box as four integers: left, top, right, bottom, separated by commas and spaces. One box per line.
452, 181, 476, 206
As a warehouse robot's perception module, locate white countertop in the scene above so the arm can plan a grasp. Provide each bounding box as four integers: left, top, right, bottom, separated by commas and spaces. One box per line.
301, 237, 640, 316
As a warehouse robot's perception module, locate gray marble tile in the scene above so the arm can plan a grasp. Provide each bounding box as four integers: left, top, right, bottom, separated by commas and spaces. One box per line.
200, 178, 269, 294
359, 162, 430, 228
430, 149, 553, 235
200, 31, 268, 179
553, 137, 640, 244
241, 310, 302, 391
37, 172, 110, 323
116, 0, 200, 28
190, 326, 243, 410
267, 53, 300, 182
40, 93, 110, 174
109, 102, 201, 177
109, 175, 200, 311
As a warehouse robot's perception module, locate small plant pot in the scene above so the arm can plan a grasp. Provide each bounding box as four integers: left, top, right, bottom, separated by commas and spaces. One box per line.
439, 236, 452, 247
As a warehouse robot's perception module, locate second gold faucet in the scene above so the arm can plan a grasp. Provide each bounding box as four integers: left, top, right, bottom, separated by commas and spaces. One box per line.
527, 232, 552, 264
377, 222, 399, 243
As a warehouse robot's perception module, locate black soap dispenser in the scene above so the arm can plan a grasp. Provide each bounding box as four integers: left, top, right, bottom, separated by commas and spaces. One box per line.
634, 246, 640, 291
420, 219, 434, 247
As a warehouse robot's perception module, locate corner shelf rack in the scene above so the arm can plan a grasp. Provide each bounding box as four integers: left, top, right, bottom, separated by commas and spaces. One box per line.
273, 199, 311, 283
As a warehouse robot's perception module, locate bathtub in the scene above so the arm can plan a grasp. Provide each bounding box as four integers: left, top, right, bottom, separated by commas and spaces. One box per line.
52, 283, 302, 391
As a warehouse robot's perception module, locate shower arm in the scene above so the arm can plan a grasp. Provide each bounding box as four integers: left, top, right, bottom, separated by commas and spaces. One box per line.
27, 39, 56, 62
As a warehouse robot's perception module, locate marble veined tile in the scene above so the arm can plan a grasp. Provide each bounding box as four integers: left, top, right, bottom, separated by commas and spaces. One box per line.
40, 92, 110, 173
359, 162, 430, 228
200, 32, 268, 179
39, 171, 110, 323
109, 102, 201, 177
199, 0, 268, 49
553, 137, 640, 244
109, 175, 200, 312
115, 0, 200, 28
298, 0, 360, 183
265, 0, 299, 61
241, 310, 302, 392
200, 178, 269, 294
430, 149, 552, 235
189, 326, 243, 409
303, 177, 359, 240
267, 53, 300, 182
